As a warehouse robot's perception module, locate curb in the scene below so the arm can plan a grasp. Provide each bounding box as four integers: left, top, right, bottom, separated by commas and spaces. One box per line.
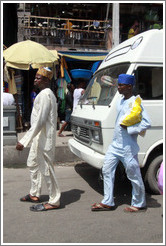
3, 145, 81, 168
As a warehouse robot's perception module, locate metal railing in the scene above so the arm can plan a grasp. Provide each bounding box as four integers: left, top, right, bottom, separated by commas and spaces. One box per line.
18, 15, 111, 49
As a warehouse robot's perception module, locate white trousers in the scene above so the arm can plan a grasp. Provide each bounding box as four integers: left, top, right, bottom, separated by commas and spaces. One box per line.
101, 145, 146, 208
27, 142, 61, 206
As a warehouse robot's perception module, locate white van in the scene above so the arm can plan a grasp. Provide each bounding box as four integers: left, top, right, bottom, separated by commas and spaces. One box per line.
68, 29, 163, 194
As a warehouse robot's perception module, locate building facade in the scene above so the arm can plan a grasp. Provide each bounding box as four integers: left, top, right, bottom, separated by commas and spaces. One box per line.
15, 3, 163, 51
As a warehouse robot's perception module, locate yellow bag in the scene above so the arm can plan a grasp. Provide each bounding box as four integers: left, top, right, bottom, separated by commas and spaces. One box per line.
121, 95, 142, 126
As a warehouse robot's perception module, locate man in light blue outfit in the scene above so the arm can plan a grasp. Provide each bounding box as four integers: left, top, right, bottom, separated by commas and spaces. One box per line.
91, 74, 151, 212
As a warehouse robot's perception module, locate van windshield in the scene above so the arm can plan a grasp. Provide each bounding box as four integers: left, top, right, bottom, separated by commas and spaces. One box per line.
79, 63, 130, 106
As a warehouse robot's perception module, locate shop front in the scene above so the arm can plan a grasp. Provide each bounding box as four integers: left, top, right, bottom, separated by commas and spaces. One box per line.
3, 49, 107, 132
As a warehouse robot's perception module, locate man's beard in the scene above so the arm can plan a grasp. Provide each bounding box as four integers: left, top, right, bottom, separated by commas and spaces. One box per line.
33, 84, 40, 94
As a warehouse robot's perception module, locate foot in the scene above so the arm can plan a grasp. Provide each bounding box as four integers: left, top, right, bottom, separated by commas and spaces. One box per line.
124, 206, 147, 213
20, 194, 40, 203
58, 133, 65, 137
91, 203, 114, 211
30, 203, 60, 212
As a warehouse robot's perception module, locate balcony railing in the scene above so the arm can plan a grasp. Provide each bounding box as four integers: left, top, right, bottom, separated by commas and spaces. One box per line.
18, 15, 111, 49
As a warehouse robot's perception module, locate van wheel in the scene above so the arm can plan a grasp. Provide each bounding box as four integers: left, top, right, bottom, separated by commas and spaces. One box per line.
144, 155, 163, 195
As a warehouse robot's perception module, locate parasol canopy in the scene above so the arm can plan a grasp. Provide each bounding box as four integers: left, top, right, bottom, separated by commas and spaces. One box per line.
3, 40, 59, 70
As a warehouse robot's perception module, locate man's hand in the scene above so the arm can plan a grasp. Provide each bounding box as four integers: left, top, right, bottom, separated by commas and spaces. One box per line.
16, 142, 24, 151
120, 124, 127, 130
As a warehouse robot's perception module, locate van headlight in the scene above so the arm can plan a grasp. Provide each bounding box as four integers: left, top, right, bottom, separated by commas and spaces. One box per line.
91, 129, 102, 143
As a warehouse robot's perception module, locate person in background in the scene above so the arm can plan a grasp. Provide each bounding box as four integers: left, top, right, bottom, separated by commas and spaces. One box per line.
16, 67, 61, 212
3, 92, 15, 106
128, 20, 140, 39
73, 79, 86, 111
91, 74, 151, 213
58, 83, 75, 137
30, 87, 37, 108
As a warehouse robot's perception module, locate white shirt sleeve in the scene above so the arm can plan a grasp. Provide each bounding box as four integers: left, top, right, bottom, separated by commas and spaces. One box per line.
19, 90, 51, 147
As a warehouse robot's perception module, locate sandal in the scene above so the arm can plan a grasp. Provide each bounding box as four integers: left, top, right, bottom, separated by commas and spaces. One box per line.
91, 203, 114, 211
58, 133, 65, 137
124, 206, 147, 213
20, 194, 40, 203
30, 203, 60, 212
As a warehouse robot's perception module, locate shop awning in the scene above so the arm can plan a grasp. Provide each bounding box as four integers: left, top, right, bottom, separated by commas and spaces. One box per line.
57, 51, 107, 61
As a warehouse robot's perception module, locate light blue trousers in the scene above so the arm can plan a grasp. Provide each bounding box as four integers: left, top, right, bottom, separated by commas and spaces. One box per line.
101, 146, 146, 208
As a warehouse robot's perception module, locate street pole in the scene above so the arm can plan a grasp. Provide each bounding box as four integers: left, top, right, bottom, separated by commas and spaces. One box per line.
112, 3, 119, 48
105, 3, 110, 21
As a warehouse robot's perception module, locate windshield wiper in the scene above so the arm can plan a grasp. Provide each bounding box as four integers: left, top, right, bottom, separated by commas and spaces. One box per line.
87, 97, 97, 109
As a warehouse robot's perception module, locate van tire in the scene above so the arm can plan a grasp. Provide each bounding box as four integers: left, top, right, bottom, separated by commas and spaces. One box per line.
144, 155, 163, 195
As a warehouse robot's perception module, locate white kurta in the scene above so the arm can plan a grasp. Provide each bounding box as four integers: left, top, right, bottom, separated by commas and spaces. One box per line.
73, 88, 84, 110
20, 88, 60, 205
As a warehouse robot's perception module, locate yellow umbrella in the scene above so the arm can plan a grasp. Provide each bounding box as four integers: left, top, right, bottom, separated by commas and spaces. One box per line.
3, 40, 59, 70
50, 50, 59, 60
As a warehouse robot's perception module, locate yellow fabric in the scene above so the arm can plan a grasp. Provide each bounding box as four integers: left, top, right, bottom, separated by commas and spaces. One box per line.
37, 67, 53, 80
8, 69, 17, 94
49, 50, 59, 60
128, 28, 135, 39
58, 53, 106, 61
4, 66, 17, 94
3, 40, 58, 70
121, 95, 142, 126
60, 56, 68, 78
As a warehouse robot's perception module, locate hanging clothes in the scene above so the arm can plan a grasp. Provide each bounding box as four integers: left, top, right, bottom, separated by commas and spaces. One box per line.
64, 67, 72, 83
57, 77, 67, 100
4, 66, 17, 94
60, 56, 68, 78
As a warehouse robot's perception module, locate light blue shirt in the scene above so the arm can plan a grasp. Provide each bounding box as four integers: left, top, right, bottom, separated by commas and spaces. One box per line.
111, 95, 151, 157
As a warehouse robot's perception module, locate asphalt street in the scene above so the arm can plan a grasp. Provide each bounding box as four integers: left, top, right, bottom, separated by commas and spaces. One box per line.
2, 162, 163, 244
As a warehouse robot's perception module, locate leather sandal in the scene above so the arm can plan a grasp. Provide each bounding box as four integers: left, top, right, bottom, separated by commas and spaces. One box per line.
20, 194, 40, 203
91, 203, 114, 211
30, 203, 60, 212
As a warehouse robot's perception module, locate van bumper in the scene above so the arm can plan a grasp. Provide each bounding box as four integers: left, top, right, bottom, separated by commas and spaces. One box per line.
68, 138, 104, 169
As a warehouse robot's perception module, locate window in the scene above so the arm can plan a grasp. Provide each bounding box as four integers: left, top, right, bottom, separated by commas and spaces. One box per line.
134, 66, 163, 100
79, 63, 130, 106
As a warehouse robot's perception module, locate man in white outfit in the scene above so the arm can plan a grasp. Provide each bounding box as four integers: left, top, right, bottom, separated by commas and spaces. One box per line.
16, 67, 61, 212
73, 80, 86, 111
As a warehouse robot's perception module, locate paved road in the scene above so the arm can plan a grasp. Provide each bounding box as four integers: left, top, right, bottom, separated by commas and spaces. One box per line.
3, 163, 163, 244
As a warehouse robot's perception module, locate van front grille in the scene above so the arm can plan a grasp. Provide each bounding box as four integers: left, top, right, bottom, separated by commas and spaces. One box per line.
72, 124, 90, 143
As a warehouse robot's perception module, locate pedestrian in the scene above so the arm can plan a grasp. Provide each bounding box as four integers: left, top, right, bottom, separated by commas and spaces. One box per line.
30, 87, 37, 108
16, 67, 61, 212
73, 79, 86, 111
58, 83, 75, 137
91, 74, 151, 213
128, 20, 140, 39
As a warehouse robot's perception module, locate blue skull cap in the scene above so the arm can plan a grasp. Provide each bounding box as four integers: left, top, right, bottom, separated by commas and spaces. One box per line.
118, 74, 135, 85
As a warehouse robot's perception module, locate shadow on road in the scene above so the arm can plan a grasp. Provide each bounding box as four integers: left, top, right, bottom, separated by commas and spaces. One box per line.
39, 189, 85, 209
75, 162, 104, 194
74, 162, 162, 208
60, 189, 85, 208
